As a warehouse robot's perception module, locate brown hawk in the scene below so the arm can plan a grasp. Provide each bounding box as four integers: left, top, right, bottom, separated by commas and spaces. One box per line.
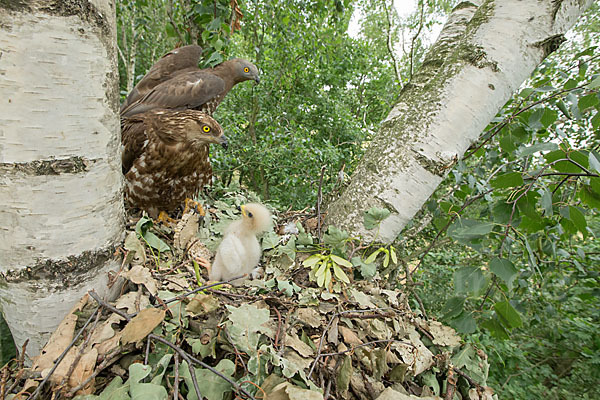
120, 45, 204, 112
120, 56, 260, 118
121, 109, 228, 217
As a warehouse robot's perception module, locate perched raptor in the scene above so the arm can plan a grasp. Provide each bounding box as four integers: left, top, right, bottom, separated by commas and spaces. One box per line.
120, 44, 204, 112
121, 109, 228, 217
120, 56, 260, 118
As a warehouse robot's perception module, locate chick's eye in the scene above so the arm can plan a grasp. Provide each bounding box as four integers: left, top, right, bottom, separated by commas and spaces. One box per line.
202, 125, 211, 133
244, 67, 249, 73
248, 212, 253, 218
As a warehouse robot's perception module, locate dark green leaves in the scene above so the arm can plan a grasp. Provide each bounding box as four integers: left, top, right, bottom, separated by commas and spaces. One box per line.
454, 267, 486, 294
489, 258, 519, 289
494, 301, 523, 329
491, 172, 524, 188
135, 216, 170, 253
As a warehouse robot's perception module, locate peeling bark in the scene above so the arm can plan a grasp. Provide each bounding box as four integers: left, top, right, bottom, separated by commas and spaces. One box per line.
325, 0, 594, 243
0, 0, 123, 358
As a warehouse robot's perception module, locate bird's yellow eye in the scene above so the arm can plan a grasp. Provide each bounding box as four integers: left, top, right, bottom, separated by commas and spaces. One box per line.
202, 125, 211, 133
244, 67, 249, 73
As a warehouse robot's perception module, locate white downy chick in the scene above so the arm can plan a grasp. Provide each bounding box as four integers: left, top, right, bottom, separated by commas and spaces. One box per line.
209, 203, 272, 284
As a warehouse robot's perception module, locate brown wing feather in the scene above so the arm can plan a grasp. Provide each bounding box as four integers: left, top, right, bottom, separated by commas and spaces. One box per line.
121, 115, 149, 175
120, 45, 203, 112
120, 71, 226, 117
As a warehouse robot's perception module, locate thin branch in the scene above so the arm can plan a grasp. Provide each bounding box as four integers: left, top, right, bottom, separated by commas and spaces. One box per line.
147, 334, 255, 400
408, 0, 425, 81
88, 290, 131, 321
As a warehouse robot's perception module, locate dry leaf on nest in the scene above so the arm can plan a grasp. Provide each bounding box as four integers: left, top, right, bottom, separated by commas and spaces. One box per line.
123, 265, 158, 295
339, 325, 363, 346
164, 274, 190, 291
296, 308, 322, 328
428, 321, 461, 347
32, 295, 89, 372
174, 212, 200, 250
115, 292, 151, 314
186, 293, 220, 315
285, 333, 314, 358
124, 231, 146, 265
69, 348, 98, 395
121, 308, 166, 345
395, 328, 434, 376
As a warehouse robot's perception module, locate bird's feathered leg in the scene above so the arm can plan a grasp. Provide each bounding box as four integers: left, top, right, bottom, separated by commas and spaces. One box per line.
156, 211, 177, 226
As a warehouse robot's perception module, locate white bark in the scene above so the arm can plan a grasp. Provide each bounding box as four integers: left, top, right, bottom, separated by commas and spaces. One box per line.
326, 0, 594, 243
0, 0, 123, 358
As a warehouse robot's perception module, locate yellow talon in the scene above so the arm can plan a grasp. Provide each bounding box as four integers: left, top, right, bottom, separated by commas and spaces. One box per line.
156, 211, 177, 225
183, 198, 205, 217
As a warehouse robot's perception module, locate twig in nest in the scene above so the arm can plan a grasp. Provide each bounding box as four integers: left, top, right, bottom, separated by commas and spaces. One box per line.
26, 306, 101, 400
453, 366, 482, 389
147, 334, 256, 400
155, 275, 247, 308
319, 339, 414, 358
316, 165, 326, 242
88, 290, 131, 321
308, 308, 395, 380
444, 366, 457, 400
173, 353, 180, 400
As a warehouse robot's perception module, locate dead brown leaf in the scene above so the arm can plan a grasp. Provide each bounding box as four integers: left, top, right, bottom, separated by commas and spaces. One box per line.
121, 308, 165, 345
124, 265, 158, 295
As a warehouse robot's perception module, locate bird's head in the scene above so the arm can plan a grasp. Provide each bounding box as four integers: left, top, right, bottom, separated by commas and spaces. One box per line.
229, 58, 260, 84
240, 203, 272, 234
183, 111, 228, 149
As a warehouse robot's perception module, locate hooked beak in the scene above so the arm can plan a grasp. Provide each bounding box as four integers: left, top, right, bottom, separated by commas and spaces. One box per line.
219, 134, 228, 150
254, 75, 260, 84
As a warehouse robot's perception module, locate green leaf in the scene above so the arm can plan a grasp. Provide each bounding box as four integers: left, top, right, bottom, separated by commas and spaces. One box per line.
194, 359, 235, 400
278, 236, 296, 261
363, 207, 391, 229
448, 219, 494, 241
226, 304, 270, 353
517, 142, 558, 157
365, 248, 383, 264
442, 296, 466, 320
142, 231, 170, 253
332, 263, 350, 283
128, 363, 167, 400
323, 226, 349, 250
589, 152, 600, 173
490, 172, 524, 189
303, 255, 323, 268
97, 377, 129, 400
336, 356, 352, 393
330, 254, 353, 268
390, 246, 397, 264
579, 184, 600, 208
489, 258, 518, 289
481, 317, 510, 340
541, 189, 553, 216
261, 232, 280, 250
587, 75, 600, 89
352, 257, 376, 280
454, 267, 486, 294
568, 206, 587, 235
452, 312, 477, 334
494, 301, 523, 329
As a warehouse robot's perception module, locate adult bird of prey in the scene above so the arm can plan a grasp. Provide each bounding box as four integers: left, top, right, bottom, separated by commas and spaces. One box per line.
121, 109, 228, 218
120, 44, 204, 112
120, 54, 260, 118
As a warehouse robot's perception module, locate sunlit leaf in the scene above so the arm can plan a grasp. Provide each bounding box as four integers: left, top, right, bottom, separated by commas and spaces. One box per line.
363, 207, 391, 229
491, 172, 524, 189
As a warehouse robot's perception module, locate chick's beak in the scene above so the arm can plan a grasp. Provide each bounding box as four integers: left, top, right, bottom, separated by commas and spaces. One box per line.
219, 134, 228, 150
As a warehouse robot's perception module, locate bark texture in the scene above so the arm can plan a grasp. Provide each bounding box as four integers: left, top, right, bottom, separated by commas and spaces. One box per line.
326, 0, 594, 243
0, 0, 123, 358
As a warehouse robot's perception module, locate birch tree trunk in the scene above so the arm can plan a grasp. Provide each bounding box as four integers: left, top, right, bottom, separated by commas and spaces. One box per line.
326, 0, 594, 243
0, 0, 123, 359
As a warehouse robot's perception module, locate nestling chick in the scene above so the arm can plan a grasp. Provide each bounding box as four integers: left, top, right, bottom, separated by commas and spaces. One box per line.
207, 203, 272, 285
